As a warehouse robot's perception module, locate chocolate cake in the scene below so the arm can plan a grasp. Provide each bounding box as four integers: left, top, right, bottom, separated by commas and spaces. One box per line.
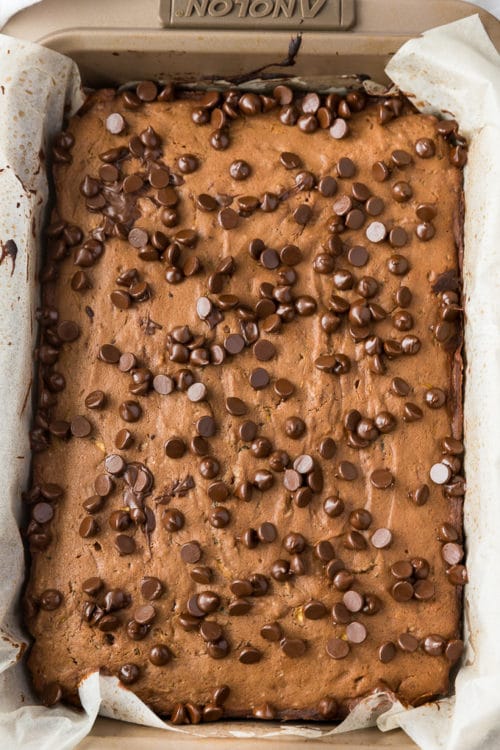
24, 83, 467, 722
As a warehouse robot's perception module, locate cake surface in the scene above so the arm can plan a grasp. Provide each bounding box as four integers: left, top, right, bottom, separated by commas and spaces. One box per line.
25, 84, 466, 721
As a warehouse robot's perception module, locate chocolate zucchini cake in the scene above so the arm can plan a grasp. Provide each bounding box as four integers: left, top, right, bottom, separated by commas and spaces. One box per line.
24, 83, 467, 721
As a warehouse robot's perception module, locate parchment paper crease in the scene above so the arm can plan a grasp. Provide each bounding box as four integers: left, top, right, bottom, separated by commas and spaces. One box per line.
0, 14, 499, 750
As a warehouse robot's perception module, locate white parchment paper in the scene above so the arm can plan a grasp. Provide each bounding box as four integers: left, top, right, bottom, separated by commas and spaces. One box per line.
0, 14, 499, 750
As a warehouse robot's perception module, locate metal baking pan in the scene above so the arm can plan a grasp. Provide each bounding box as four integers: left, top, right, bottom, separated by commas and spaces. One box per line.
3, 1, 500, 748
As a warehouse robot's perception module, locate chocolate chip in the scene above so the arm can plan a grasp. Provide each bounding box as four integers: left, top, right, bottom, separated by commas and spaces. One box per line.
389, 227, 408, 248
271, 558, 290, 582
330, 118, 349, 139
321, 495, 343, 519
445, 639, 464, 663
365, 221, 387, 243
294, 204, 312, 225
330, 569, 351, 593
280, 152, 302, 169
161, 507, 185, 532
118, 663, 140, 685
281, 638, 307, 657
295, 170, 315, 191
40, 683, 63, 707
273, 84, 293, 106
149, 166, 170, 189
317, 107, 333, 129
416, 202, 437, 221
436, 119, 458, 137
345, 622, 367, 644
392, 580, 415, 601
218, 207, 238, 230
229, 159, 252, 181
196, 193, 218, 212
197, 456, 219, 481
110, 290, 131, 310
336, 157, 356, 178
114, 534, 135, 555
257, 522, 277, 543
326, 638, 350, 659
403, 403, 423, 422
209, 506, 231, 528
79, 516, 99, 538
304, 600, 327, 620
447, 564, 468, 585
186, 565, 211, 586
31, 501, 53, 524
423, 634, 446, 656
178, 154, 199, 173
148, 644, 171, 666
371, 528, 392, 549
249, 367, 270, 391
39, 589, 63, 610
413, 580, 435, 600
134, 604, 156, 625
70, 415, 91, 438
196, 415, 216, 438
260, 621, 283, 641
103, 453, 125, 476
390, 149, 412, 168
118, 353, 137, 373
314, 540, 335, 562
199, 621, 223, 644
71, 271, 91, 291
343, 590, 364, 613
99, 344, 120, 364
153, 374, 174, 395
82, 577, 103, 596
118, 400, 141, 423
372, 161, 390, 182
415, 138, 435, 158
379, 641, 397, 663
318, 176, 337, 197
57, 320, 80, 342
441, 542, 464, 565
349, 508, 372, 530
285, 416, 306, 439
449, 145, 467, 167
430, 462, 452, 485
370, 469, 394, 489
345, 208, 365, 230
252, 339, 275, 362
438, 523, 460, 543
100, 163, 119, 182
197, 591, 220, 615
225, 396, 247, 416
425, 388, 446, 409
283, 469, 301, 492
347, 245, 368, 267
239, 646, 262, 664
297, 114, 318, 133
391, 560, 413, 580
294, 486, 312, 507
396, 633, 419, 653
139, 577, 163, 601
210, 129, 230, 150
416, 222, 435, 241
136, 80, 157, 101
336, 461, 358, 481
105, 112, 125, 135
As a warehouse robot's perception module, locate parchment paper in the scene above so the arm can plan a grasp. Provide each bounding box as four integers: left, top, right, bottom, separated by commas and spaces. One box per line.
0, 15, 499, 750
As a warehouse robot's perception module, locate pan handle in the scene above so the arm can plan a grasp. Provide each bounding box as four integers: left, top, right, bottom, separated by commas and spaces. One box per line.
158, 0, 356, 30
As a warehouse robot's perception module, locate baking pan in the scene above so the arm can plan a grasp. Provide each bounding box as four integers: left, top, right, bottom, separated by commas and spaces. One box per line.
4, 0, 500, 85
2, 1, 500, 748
